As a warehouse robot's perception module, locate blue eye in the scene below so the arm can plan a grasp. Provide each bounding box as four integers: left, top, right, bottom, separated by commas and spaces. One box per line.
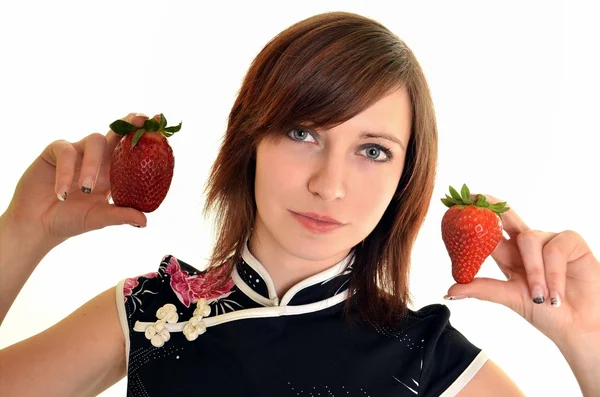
366, 147, 381, 159
358, 144, 393, 163
288, 128, 316, 143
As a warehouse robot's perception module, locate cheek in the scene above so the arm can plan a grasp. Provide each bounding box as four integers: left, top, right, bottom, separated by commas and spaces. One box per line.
255, 143, 306, 203
350, 167, 401, 227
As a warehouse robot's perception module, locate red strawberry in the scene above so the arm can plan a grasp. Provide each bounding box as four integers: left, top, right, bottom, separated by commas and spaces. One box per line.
109, 114, 182, 213
441, 184, 509, 284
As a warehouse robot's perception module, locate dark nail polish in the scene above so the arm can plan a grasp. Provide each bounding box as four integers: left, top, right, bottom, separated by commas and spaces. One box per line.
550, 292, 562, 307
532, 285, 545, 304
443, 294, 467, 300
81, 186, 92, 194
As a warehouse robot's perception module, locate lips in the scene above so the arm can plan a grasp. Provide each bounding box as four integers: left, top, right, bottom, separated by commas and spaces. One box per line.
289, 210, 346, 233
294, 212, 344, 225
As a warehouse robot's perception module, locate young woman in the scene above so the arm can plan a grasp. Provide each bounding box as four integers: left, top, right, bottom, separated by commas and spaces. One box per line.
0, 11, 598, 397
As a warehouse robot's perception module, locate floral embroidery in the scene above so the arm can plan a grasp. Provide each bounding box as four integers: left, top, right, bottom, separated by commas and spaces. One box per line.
123, 272, 160, 317
165, 257, 235, 308
211, 291, 244, 315
123, 272, 159, 302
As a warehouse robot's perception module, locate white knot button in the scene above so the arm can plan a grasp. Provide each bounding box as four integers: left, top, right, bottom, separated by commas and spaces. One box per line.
164, 311, 179, 323
199, 299, 212, 318
156, 303, 179, 323
146, 303, 179, 347
183, 299, 211, 342
183, 321, 206, 341
193, 298, 211, 317
189, 316, 203, 327
145, 322, 171, 347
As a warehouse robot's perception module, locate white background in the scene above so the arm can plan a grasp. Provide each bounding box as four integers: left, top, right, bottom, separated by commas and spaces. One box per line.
1, 1, 598, 396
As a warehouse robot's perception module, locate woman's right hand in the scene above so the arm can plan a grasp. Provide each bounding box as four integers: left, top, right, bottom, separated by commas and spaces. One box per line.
4, 112, 150, 248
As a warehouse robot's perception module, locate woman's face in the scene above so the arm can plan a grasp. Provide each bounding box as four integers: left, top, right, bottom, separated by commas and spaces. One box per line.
254, 87, 412, 262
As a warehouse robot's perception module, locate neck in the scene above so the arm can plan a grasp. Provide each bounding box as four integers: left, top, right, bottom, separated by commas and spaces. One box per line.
248, 222, 350, 298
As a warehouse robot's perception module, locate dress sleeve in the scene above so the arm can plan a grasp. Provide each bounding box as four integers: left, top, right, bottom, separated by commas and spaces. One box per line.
115, 262, 165, 369
418, 305, 489, 397
115, 254, 215, 370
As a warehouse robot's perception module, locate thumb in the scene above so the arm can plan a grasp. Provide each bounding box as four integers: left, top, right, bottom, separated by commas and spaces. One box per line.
122, 112, 149, 128
87, 203, 148, 229
445, 277, 520, 310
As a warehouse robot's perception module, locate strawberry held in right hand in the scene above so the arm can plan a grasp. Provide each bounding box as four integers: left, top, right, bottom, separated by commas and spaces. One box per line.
109, 114, 182, 213
441, 184, 510, 284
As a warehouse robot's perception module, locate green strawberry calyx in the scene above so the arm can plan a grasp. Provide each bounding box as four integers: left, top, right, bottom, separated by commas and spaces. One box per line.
109, 113, 182, 148
440, 183, 510, 218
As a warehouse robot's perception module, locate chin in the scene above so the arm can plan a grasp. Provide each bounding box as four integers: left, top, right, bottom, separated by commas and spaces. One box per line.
278, 228, 356, 262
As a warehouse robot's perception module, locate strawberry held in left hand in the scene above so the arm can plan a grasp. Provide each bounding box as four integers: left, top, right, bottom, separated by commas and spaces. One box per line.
441, 184, 509, 283
109, 114, 182, 213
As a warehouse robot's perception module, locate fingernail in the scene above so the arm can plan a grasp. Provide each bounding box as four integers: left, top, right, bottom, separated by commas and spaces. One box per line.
81, 177, 94, 194
128, 222, 144, 228
550, 291, 562, 308
135, 112, 148, 117
443, 294, 467, 300
532, 285, 545, 304
57, 187, 68, 201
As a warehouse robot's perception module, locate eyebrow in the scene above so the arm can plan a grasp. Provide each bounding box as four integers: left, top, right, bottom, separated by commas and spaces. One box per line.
360, 132, 406, 151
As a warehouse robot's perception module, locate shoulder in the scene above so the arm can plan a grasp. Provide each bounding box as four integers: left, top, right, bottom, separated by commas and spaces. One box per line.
401, 303, 490, 397
118, 254, 232, 313
404, 304, 523, 396
114, 255, 234, 366
115, 255, 197, 336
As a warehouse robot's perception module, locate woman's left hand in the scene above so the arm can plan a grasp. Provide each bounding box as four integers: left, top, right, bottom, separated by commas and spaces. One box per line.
446, 195, 600, 351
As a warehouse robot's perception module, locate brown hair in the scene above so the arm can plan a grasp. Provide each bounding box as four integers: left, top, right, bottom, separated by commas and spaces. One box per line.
203, 11, 438, 327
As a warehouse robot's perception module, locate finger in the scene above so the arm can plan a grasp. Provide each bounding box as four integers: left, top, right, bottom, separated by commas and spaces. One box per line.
473, 193, 530, 240
543, 230, 591, 308
75, 133, 107, 194
86, 203, 148, 230
516, 230, 557, 304
44, 140, 78, 201
490, 237, 521, 273
445, 277, 522, 311
500, 208, 531, 241
106, 112, 149, 151
472, 194, 532, 275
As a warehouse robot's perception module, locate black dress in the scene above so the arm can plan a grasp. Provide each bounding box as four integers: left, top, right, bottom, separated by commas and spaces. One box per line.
116, 244, 487, 397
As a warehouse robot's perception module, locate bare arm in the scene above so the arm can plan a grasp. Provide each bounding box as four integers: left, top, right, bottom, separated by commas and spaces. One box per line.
0, 211, 60, 325
1, 113, 148, 325
0, 114, 151, 396
457, 360, 524, 396
0, 285, 126, 397
0, 210, 126, 396
558, 336, 600, 397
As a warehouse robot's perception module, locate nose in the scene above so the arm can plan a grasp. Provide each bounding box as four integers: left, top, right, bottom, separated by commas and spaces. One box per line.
307, 152, 346, 202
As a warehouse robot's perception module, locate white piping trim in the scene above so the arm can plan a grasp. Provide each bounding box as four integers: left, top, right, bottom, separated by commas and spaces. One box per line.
241, 241, 354, 306
439, 350, 489, 397
241, 243, 278, 300
115, 279, 130, 369
232, 266, 279, 307
280, 255, 352, 306
132, 289, 350, 333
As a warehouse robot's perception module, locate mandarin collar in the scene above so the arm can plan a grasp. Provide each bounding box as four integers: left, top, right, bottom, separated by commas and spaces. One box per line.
233, 241, 354, 306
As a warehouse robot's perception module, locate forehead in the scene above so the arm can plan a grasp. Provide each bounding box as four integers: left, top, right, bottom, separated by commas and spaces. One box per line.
328, 87, 412, 141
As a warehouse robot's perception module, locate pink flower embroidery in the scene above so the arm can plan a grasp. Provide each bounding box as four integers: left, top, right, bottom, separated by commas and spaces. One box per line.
165, 257, 234, 307
123, 272, 159, 302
